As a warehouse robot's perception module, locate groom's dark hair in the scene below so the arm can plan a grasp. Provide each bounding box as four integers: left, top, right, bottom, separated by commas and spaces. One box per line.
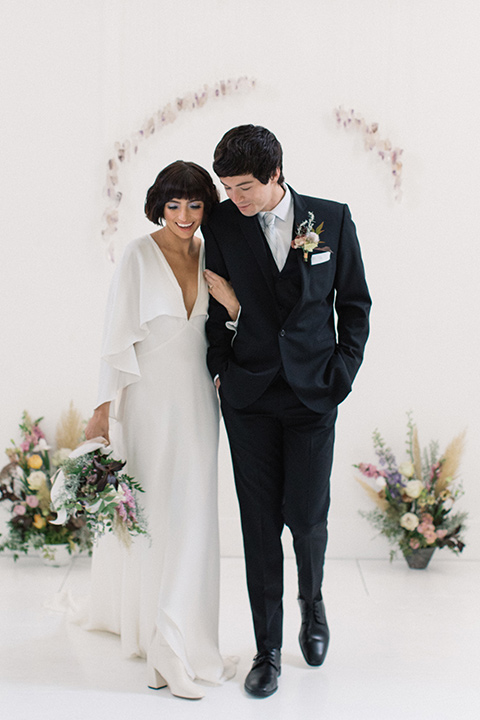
213, 125, 284, 185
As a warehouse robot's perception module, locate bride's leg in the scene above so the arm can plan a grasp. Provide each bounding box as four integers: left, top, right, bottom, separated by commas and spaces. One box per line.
147, 634, 205, 700
221, 655, 239, 681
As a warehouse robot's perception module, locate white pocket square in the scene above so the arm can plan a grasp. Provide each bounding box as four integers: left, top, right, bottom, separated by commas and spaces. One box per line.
311, 251, 331, 265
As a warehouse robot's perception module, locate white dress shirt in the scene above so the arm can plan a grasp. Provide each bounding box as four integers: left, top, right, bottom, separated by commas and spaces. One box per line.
258, 184, 294, 271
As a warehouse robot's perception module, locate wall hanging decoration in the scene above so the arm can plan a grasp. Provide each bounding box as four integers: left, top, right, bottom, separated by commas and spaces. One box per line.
335, 106, 403, 202
102, 76, 256, 260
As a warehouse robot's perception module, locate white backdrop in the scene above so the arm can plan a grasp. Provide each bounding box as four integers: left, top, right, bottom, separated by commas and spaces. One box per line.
1, 0, 479, 559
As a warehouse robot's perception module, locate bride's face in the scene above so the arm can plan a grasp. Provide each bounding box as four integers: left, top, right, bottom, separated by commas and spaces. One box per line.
163, 198, 204, 239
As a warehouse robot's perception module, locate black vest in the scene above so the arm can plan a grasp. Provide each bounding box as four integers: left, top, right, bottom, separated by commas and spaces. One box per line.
264, 240, 302, 325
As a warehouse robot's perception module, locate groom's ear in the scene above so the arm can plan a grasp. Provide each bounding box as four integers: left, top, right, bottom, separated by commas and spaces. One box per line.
270, 168, 281, 184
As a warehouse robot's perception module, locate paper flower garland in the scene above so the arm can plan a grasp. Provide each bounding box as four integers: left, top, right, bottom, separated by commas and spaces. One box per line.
102, 76, 256, 260
335, 107, 403, 202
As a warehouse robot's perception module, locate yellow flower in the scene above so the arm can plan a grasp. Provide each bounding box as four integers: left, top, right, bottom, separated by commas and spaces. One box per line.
33, 514, 46, 529
28, 454, 43, 469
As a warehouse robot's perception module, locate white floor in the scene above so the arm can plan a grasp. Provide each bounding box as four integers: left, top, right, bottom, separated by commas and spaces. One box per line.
1, 554, 479, 720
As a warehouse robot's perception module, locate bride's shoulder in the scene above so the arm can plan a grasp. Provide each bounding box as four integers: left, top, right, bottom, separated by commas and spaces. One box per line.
121, 234, 155, 261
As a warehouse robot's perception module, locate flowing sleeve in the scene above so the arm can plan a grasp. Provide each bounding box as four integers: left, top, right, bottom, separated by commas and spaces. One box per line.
96, 235, 185, 415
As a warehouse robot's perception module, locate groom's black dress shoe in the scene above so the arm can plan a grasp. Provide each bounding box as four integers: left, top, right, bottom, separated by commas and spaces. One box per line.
244, 649, 281, 697
298, 598, 330, 666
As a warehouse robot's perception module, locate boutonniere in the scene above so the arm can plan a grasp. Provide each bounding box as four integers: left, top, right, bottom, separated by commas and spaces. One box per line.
291, 211, 332, 262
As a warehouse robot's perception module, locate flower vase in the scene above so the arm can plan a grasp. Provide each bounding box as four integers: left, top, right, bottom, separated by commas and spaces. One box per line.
403, 547, 435, 569
41, 543, 72, 567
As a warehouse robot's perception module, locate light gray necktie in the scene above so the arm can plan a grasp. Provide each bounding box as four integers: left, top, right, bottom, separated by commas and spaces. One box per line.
263, 212, 283, 269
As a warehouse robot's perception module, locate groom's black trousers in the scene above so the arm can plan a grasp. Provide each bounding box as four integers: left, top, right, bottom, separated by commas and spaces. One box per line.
220, 374, 337, 652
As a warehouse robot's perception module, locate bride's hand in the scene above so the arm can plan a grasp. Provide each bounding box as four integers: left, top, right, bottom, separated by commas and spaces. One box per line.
85, 402, 110, 444
204, 269, 240, 321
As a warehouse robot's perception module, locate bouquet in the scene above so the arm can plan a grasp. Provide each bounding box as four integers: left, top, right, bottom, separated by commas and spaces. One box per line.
50, 438, 147, 547
0, 412, 91, 560
355, 414, 467, 560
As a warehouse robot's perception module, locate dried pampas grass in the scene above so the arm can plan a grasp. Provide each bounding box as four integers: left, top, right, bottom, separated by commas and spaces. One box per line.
356, 477, 389, 511
412, 426, 423, 482
55, 402, 84, 451
435, 430, 466, 496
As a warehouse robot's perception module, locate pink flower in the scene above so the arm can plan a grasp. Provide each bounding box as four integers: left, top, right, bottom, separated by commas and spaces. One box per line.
292, 236, 306, 248
13, 504, 26, 516
120, 483, 136, 509
359, 463, 384, 478
410, 538, 420, 549
116, 504, 128, 522
33, 426, 45, 442
417, 518, 436, 543
26, 495, 39, 508
436, 529, 448, 539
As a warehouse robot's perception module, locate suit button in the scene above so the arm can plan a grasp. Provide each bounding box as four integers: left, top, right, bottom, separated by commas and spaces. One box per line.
279, 329, 286, 337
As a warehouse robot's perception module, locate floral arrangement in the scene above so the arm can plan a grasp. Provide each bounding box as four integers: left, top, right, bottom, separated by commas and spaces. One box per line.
50, 439, 147, 547
335, 106, 403, 201
355, 414, 466, 560
0, 412, 91, 560
291, 212, 331, 262
102, 76, 256, 260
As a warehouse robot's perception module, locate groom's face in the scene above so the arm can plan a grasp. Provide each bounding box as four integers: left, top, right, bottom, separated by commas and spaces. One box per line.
220, 170, 282, 216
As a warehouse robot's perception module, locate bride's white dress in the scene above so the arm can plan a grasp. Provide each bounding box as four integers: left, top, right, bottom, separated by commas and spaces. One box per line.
81, 234, 231, 686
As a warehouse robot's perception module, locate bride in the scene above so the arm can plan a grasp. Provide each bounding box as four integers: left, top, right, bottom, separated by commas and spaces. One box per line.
84, 160, 239, 700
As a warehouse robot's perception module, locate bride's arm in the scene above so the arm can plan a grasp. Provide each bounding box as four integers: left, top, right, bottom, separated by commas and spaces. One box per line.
203, 269, 240, 321
85, 402, 110, 443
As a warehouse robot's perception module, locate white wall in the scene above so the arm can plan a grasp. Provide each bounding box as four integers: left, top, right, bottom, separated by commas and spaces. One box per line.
1, 0, 479, 560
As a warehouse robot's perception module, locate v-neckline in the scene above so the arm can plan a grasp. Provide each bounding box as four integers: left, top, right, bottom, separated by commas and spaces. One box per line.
148, 234, 202, 320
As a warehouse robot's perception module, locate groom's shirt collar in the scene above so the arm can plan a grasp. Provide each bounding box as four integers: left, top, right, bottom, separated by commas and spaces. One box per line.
258, 183, 293, 224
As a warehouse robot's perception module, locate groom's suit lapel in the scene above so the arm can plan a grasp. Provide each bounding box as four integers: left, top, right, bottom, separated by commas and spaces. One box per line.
290, 188, 311, 287
235, 187, 314, 297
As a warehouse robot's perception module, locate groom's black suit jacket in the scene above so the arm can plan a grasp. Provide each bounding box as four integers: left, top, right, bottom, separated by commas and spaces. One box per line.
203, 186, 371, 413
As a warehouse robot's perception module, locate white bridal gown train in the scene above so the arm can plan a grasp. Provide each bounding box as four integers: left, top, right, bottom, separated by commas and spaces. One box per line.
77, 236, 235, 698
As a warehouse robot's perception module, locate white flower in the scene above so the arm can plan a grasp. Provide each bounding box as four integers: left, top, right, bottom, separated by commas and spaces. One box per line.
398, 462, 415, 478
400, 512, 419, 531
105, 487, 126, 505
34, 438, 51, 452
375, 476, 387, 489
52, 448, 72, 466
27, 471, 47, 490
443, 497, 454, 511
405, 480, 424, 499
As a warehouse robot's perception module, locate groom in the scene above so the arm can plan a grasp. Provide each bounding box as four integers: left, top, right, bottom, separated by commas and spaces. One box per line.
203, 125, 371, 697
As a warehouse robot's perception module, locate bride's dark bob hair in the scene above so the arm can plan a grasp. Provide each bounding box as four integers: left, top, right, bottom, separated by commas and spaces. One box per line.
145, 160, 220, 225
